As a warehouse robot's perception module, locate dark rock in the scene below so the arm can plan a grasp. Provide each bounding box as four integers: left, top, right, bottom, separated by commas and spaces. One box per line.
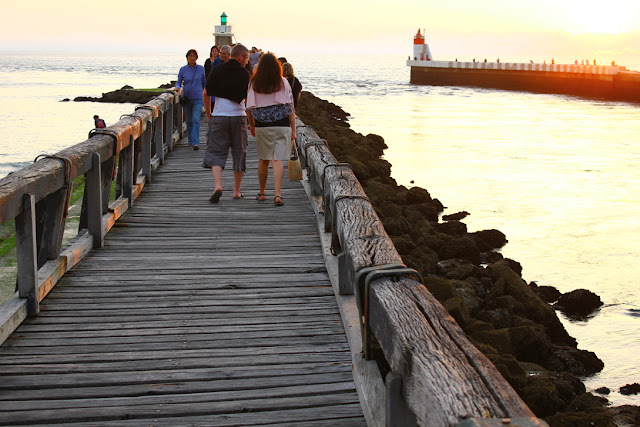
620, 383, 640, 395
390, 235, 417, 254
434, 220, 467, 236
547, 346, 604, 376
610, 405, 640, 427
555, 289, 603, 317
437, 236, 481, 265
74, 88, 162, 104
436, 259, 476, 280
406, 186, 432, 204
544, 393, 615, 427
594, 387, 610, 395
471, 229, 508, 250
476, 308, 513, 329
489, 260, 576, 346
530, 282, 562, 303
423, 276, 457, 301
444, 296, 470, 326
482, 251, 503, 264
442, 211, 469, 221
60, 98, 70, 102
520, 376, 564, 417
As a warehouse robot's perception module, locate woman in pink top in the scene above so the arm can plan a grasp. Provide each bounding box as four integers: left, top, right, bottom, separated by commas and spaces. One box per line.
246, 53, 296, 206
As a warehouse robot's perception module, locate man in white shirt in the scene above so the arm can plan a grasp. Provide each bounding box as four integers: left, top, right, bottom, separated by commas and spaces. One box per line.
202, 44, 251, 202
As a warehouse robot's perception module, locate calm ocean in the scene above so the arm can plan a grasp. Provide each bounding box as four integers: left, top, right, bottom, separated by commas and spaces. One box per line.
1, 51, 638, 406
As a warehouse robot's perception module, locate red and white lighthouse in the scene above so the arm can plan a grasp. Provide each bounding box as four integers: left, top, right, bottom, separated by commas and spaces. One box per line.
413, 29, 432, 61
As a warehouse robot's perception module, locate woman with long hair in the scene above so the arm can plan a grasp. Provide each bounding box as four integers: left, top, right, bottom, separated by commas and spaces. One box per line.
246, 53, 296, 206
204, 45, 219, 77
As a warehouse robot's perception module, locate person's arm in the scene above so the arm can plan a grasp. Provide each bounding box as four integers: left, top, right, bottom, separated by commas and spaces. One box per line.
289, 108, 296, 142
246, 109, 255, 137
175, 67, 183, 93
203, 88, 211, 117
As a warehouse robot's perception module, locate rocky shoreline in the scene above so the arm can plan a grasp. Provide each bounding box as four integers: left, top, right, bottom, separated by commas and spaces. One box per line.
295, 91, 639, 427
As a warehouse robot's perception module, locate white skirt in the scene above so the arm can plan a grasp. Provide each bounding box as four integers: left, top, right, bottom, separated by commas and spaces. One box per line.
255, 126, 291, 161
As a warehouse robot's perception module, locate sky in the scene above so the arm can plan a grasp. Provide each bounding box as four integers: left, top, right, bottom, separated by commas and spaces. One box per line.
2, 0, 640, 64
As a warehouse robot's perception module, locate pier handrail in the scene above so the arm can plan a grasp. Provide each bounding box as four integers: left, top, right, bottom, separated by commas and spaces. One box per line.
0, 91, 186, 342
297, 125, 545, 426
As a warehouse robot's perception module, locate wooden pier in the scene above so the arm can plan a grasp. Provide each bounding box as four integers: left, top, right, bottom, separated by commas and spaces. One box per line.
0, 92, 546, 426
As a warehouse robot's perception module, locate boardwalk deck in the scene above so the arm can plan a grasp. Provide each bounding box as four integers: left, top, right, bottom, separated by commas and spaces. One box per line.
0, 120, 367, 425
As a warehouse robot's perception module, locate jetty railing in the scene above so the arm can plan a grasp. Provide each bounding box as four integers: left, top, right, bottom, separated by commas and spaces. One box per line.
297, 125, 546, 426
0, 91, 186, 343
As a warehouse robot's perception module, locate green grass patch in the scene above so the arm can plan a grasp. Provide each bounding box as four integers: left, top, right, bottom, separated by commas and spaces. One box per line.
0, 221, 16, 258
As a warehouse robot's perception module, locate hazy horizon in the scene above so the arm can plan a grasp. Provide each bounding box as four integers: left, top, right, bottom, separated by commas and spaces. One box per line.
3, 0, 640, 68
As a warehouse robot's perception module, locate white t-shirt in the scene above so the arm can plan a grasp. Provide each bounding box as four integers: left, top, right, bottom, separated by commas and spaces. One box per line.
212, 97, 246, 117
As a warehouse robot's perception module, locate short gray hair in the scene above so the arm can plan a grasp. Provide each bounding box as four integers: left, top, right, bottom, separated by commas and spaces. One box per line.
219, 45, 231, 54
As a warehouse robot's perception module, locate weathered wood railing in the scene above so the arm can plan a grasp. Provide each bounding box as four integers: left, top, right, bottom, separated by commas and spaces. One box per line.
296, 124, 547, 427
0, 91, 185, 343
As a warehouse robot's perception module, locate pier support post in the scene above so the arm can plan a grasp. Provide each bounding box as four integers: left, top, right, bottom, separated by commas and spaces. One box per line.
16, 193, 39, 315
141, 121, 152, 183
86, 153, 104, 248
386, 372, 417, 427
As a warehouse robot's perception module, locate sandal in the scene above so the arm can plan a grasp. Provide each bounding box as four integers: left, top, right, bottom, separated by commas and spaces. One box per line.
256, 193, 266, 201
274, 195, 284, 206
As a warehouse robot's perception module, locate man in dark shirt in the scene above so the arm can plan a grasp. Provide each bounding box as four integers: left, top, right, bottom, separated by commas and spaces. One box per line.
201, 44, 251, 202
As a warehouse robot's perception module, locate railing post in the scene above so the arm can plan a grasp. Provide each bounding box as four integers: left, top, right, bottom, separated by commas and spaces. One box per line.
36, 187, 68, 266
86, 153, 104, 248
15, 193, 39, 315
386, 372, 417, 427
120, 136, 134, 204
156, 111, 165, 164
165, 103, 174, 152
141, 122, 152, 183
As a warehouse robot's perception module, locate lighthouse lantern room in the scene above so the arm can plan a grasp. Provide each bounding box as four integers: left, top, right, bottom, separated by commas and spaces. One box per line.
413, 29, 432, 61
214, 12, 234, 47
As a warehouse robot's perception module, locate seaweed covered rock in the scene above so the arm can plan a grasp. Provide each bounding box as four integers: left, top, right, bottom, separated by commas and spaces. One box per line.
555, 288, 603, 318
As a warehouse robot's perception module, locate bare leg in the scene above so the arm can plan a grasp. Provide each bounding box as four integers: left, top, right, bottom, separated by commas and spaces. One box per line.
211, 166, 223, 192
272, 160, 284, 197
233, 170, 244, 198
258, 159, 270, 194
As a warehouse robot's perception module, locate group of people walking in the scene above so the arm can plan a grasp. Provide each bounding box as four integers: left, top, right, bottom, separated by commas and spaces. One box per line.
175, 44, 302, 206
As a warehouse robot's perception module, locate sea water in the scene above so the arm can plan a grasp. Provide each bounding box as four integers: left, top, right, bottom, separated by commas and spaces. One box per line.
0, 51, 638, 406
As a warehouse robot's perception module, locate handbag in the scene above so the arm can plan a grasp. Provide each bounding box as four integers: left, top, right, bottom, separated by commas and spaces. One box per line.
288, 140, 303, 181
179, 95, 189, 105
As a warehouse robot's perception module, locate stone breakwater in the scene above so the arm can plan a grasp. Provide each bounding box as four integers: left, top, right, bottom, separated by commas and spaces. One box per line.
295, 91, 640, 427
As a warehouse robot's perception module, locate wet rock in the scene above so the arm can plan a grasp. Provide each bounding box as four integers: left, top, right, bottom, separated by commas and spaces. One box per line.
74, 88, 162, 104
434, 220, 467, 236
620, 383, 640, 395
547, 346, 604, 376
610, 405, 640, 427
482, 251, 504, 264
60, 98, 70, 102
489, 260, 576, 346
470, 229, 508, 251
405, 186, 432, 204
444, 296, 470, 326
529, 282, 562, 303
437, 236, 481, 264
436, 258, 476, 280
442, 211, 469, 221
594, 386, 610, 395
555, 289, 603, 317
544, 393, 615, 427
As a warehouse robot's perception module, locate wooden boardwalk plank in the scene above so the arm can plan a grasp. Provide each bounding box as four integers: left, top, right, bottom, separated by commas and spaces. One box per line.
0, 121, 365, 425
